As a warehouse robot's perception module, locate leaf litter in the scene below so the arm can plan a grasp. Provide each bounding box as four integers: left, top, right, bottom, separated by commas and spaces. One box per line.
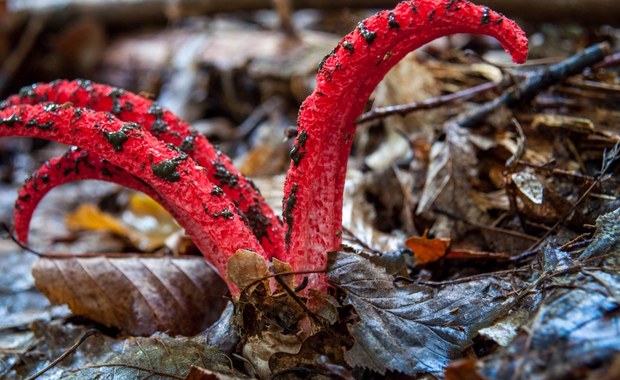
1, 2, 620, 379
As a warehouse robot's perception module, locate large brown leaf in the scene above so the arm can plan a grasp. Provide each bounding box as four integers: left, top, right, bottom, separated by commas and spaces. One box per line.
33, 255, 228, 336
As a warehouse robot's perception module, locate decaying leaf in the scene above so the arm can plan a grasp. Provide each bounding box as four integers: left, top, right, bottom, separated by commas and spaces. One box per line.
328, 251, 520, 376
5, 318, 240, 379
66, 193, 180, 252
227, 249, 270, 290
580, 206, 620, 260
242, 331, 302, 379
71, 333, 239, 380
33, 255, 228, 336
405, 233, 451, 265
477, 270, 620, 379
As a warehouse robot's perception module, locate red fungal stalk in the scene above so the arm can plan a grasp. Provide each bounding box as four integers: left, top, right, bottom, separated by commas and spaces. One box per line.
280, 0, 528, 288
1, 80, 285, 258
14, 149, 177, 243
0, 104, 265, 295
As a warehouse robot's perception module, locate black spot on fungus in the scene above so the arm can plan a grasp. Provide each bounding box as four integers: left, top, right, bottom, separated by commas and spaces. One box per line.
246, 203, 272, 243
388, 12, 400, 29
18, 193, 31, 203
43, 103, 61, 113
73, 108, 83, 120
103, 123, 135, 152
284, 126, 299, 139
212, 162, 239, 188
410, 2, 418, 13
1, 114, 22, 127
147, 103, 168, 136
357, 22, 377, 45
77, 79, 93, 90
25, 120, 54, 130
179, 134, 196, 153
40, 174, 50, 184
342, 41, 355, 54
101, 166, 113, 177
318, 49, 336, 72
428, 9, 436, 21
123, 101, 134, 112
147, 103, 164, 118
211, 186, 224, 196
446, 0, 461, 11
152, 154, 187, 182
212, 208, 235, 220
284, 184, 298, 245
108, 88, 125, 114
18, 85, 37, 100
481, 7, 490, 25
290, 131, 308, 167
245, 176, 260, 192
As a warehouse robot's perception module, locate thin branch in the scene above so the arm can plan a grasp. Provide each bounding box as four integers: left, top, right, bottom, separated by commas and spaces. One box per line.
357, 81, 499, 124
455, 42, 611, 129
26, 330, 100, 380
433, 208, 538, 242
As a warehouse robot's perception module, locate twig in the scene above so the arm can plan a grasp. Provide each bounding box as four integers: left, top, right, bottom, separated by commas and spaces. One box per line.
272, 274, 316, 321
25, 329, 100, 380
505, 117, 526, 168
240, 269, 325, 300
593, 52, 620, 70
78, 363, 184, 379
0, 223, 43, 257
514, 160, 596, 183
433, 208, 538, 242
396, 267, 530, 286
455, 42, 611, 129
233, 96, 283, 139
357, 81, 498, 124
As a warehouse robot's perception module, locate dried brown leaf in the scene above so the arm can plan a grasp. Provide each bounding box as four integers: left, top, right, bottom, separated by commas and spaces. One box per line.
226, 249, 269, 290
33, 255, 228, 336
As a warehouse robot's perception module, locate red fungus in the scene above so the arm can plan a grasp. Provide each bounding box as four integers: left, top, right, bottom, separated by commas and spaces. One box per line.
0, 104, 266, 294
280, 0, 527, 288
14, 149, 179, 243
0, 0, 528, 296
1, 80, 285, 258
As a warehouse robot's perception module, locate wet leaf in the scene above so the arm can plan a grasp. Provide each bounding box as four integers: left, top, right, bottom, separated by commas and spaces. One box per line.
33, 255, 228, 336
328, 251, 518, 376
4, 319, 240, 379
477, 269, 620, 379
579, 206, 620, 260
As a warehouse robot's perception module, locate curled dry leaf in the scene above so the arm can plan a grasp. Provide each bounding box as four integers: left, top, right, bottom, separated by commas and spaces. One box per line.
33, 256, 228, 336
